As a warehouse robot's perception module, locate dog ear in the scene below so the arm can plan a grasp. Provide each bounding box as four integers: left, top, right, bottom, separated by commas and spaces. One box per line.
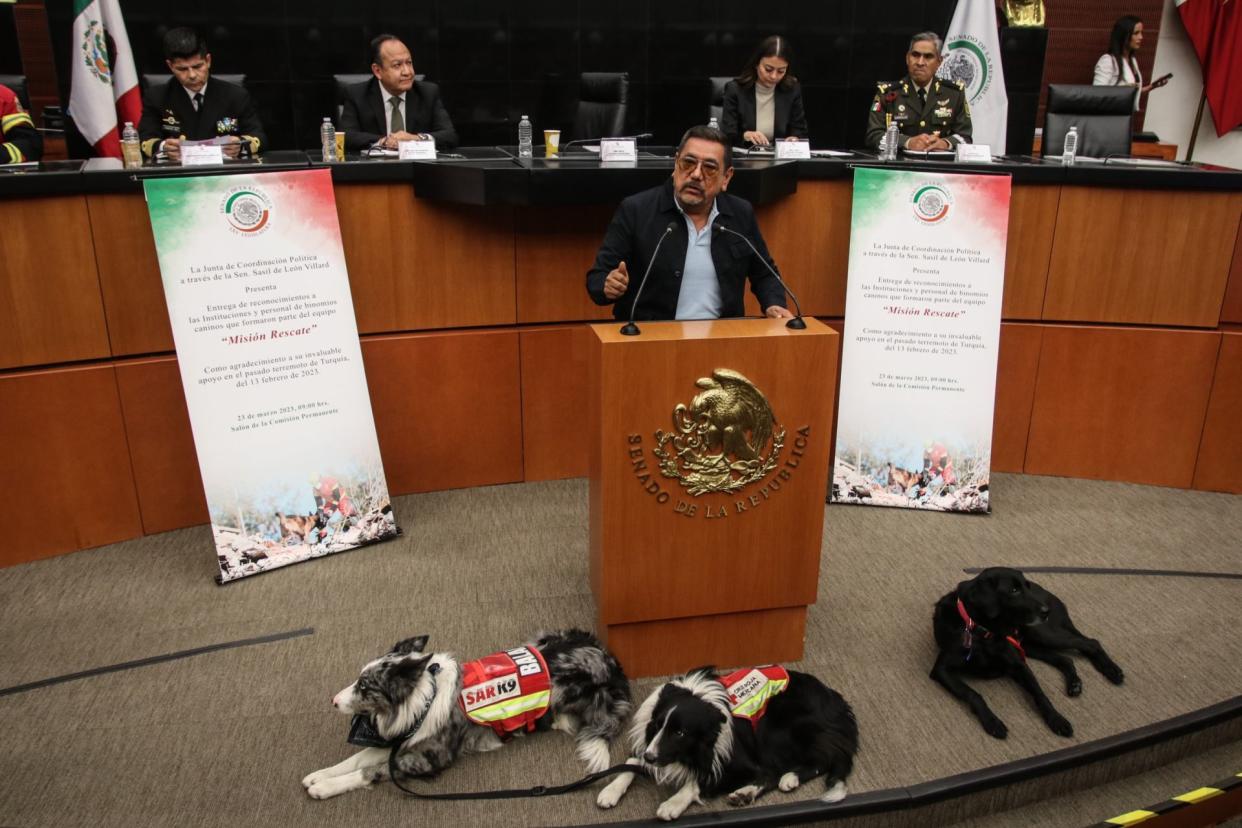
392, 635, 429, 655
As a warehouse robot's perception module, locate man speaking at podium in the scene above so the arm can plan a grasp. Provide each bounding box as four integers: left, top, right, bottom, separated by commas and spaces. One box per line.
586, 125, 793, 321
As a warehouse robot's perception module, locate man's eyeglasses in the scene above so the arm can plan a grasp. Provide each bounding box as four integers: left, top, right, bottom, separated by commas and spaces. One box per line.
676, 156, 722, 180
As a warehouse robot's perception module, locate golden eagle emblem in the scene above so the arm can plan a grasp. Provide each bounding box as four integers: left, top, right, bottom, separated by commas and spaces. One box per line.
653, 369, 784, 496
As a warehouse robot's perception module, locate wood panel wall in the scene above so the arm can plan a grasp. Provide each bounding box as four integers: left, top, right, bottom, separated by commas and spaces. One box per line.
992, 323, 1043, 473
515, 207, 615, 324
1193, 331, 1242, 494
1024, 326, 1220, 488
361, 330, 524, 494
0, 196, 111, 369
755, 180, 852, 318
1044, 189, 1242, 327
0, 364, 143, 565
1002, 186, 1058, 320
89, 194, 175, 356
335, 184, 517, 333
1223, 227, 1242, 325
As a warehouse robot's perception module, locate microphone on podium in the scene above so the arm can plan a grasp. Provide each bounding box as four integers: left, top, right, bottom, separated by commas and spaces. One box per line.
620, 221, 679, 337
713, 223, 806, 330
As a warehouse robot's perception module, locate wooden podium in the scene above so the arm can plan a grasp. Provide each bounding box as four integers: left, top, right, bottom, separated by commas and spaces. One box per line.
588, 318, 839, 677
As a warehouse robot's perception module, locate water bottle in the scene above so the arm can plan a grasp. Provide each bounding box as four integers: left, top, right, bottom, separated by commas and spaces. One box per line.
120, 121, 141, 169
1062, 125, 1079, 166
883, 122, 900, 161
518, 114, 533, 159
320, 117, 337, 162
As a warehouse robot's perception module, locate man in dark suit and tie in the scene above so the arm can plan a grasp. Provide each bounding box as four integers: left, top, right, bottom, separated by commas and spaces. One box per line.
339, 35, 458, 152
138, 28, 266, 161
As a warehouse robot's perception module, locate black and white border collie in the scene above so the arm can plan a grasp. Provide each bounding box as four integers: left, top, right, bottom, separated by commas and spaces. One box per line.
302, 629, 631, 799
596, 667, 858, 821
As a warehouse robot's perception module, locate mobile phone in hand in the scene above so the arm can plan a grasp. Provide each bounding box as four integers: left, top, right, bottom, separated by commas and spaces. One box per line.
1152, 73, 1173, 88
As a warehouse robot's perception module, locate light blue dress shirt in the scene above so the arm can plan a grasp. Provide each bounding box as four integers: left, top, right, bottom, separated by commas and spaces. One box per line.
674, 199, 722, 320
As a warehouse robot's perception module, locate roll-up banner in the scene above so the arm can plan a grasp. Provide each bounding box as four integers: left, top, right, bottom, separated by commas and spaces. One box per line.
144, 169, 400, 582
831, 167, 1010, 513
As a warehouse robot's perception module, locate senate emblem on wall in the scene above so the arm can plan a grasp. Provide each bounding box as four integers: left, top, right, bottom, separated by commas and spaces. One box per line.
653, 369, 784, 496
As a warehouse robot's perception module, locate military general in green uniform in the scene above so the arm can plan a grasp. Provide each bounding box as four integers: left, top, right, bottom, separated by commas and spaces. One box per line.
865, 32, 972, 152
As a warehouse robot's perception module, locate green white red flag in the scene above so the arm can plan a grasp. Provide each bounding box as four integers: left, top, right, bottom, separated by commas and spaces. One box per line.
68, 0, 140, 157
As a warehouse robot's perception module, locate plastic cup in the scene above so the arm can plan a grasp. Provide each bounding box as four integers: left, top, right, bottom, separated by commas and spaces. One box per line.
544, 129, 561, 156
335, 132, 346, 160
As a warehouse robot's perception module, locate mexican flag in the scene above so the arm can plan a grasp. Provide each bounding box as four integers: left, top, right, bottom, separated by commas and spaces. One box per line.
1177, 0, 1242, 137
68, 0, 140, 157
937, 0, 1009, 152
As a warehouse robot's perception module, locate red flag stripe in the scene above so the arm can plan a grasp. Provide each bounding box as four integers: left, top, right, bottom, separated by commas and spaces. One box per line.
1179, 0, 1242, 137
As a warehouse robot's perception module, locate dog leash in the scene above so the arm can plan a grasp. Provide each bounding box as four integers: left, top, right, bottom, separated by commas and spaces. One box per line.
386, 750, 645, 800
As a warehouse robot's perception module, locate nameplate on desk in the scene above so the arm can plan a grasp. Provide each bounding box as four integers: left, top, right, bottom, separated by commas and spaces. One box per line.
774, 139, 811, 160
181, 144, 224, 166
398, 139, 437, 160
599, 138, 637, 163
955, 144, 992, 163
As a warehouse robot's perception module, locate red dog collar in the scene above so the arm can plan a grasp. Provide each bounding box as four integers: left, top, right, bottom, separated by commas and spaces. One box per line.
956, 598, 1025, 661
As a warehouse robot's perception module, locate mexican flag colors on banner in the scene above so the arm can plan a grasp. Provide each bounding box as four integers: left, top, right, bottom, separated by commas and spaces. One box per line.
937, 0, 1008, 152
69, 0, 140, 157
1177, 0, 1242, 137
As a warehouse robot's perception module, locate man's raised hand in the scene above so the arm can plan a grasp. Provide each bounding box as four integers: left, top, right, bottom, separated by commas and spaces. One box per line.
604, 260, 630, 300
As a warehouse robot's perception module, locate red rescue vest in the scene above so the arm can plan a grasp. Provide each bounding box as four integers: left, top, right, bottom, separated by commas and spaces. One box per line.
458, 645, 552, 739
721, 665, 790, 727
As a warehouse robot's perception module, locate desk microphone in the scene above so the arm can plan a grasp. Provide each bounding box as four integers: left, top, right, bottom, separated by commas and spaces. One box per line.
561, 133, 654, 151
713, 223, 807, 329
620, 221, 678, 336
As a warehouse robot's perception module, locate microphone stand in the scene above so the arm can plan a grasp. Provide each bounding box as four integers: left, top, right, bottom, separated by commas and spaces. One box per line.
620, 221, 678, 336
714, 224, 806, 329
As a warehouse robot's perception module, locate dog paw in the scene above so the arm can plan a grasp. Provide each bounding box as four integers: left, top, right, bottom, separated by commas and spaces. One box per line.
1066, 677, 1083, 697
306, 781, 337, 800
778, 773, 800, 792
727, 785, 760, 806
982, 715, 1008, 739
657, 799, 688, 821
1102, 663, 1125, 685
1047, 712, 1074, 737
821, 780, 848, 804
597, 784, 624, 809
301, 771, 327, 789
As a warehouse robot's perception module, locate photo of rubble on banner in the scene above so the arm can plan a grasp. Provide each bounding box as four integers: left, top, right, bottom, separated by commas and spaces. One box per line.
831, 438, 991, 512
213, 467, 398, 582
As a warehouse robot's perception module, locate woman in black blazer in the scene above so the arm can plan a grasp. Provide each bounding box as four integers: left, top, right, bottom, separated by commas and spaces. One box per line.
721, 36, 808, 147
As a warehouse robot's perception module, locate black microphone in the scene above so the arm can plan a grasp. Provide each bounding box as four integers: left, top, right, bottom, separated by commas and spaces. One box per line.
561, 133, 655, 152
714, 223, 807, 329
620, 221, 679, 336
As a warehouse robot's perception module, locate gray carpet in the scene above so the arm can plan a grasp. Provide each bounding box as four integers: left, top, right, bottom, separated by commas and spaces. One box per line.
0, 473, 1239, 827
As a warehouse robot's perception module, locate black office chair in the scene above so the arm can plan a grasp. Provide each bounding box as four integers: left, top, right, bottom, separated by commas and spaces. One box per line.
0, 75, 30, 110
708, 76, 731, 124
570, 72, 628, 141
142, 73, 249, 97
1041, 84, 1136, 158
332, 73, 425, 121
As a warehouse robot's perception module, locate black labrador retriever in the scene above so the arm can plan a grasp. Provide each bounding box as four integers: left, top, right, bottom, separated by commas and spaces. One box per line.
930, 567, 1124, 739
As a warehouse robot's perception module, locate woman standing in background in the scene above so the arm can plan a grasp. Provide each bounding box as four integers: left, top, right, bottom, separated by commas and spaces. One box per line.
1092, 16, 1168, 110
721, 36, 809, 147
